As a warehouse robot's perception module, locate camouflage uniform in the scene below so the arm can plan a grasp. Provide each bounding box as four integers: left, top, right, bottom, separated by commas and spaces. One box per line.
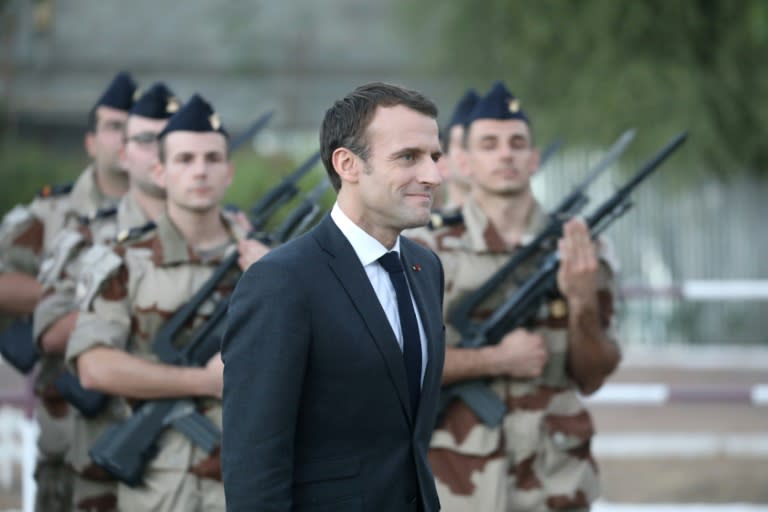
407, 197, 618, 512
66, 212, 245, 512
0, 165, 118, 511
34, 192, 149, 511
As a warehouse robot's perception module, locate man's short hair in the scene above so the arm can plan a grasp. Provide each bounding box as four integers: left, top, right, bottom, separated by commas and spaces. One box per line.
319, 82, 438, 191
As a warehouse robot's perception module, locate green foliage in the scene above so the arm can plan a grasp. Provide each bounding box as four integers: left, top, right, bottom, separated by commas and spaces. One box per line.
400, 0, 768, 179
0, 138, 331, 226
0, 138, 86, 214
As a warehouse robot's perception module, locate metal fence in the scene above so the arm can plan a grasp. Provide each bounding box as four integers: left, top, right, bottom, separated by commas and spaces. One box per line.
533, 148, 767, 346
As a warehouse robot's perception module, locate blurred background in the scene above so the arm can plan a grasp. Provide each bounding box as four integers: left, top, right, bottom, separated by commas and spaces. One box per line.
0, 0, 766, 510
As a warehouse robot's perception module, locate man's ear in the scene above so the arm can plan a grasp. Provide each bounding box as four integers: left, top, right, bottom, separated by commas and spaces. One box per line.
224, 161, 235, 188
332, 147, 361, 185
84, 133, 97, 159
528, 147, 541, 176
151, 160, 166, 188
118, 142, 129, 171
456, 147, 473, 179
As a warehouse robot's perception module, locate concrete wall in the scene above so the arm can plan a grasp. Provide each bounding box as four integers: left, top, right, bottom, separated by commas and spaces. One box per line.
3, 0, 455, 138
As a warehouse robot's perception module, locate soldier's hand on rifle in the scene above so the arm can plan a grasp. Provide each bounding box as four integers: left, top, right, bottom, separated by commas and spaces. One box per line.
202, 352, 225, 398
557, 218, 599, 308
238, 239, 270, 271
225, 209, 254, 233
491, 329, 548, 378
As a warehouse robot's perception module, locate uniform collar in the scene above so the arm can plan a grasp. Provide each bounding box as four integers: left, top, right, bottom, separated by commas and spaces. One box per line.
462, 196, 547, 253
116, 192, 149, 231
151, 210, 243, 266
68, 165, 118, 215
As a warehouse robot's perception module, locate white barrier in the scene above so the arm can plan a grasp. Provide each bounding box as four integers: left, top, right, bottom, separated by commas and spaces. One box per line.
586, 383, 768, 405
620, 280, 768, 301
0, 407, 37, 512
594, 432, 768, 458
594, 503, 768, 512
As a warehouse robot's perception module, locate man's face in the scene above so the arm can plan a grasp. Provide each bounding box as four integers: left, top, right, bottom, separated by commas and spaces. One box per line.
86, 106, 129, 174
122, 115, 167, 198
463, 118, 539, 197
154, 131, 232, 214
355, 105, 442, 232
445, 124, 471, 182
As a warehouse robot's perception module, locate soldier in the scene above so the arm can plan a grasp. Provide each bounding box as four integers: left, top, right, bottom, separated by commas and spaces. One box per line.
433, 88, 479, 213
407, 81, 621, 512
65, 94, 269, 511
34, 82, 180, 511
0, 71, 138, 511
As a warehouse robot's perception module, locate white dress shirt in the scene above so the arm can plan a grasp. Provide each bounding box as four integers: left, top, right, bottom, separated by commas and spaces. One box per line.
330, 203, 428, 384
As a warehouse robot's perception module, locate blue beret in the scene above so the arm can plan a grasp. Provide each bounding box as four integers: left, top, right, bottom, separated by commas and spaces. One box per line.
465, 81, 529, 126
94, 71, 138, 112
157, 93, 228, 139
447, 89, 480, 129
130, 83, 181, 120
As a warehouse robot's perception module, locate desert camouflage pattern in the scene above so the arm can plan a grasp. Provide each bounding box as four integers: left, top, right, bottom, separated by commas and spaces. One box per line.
407, 197, 618, 512
66, 212, 245, 512
34, 192, 148, 511
0, 165, 117, 511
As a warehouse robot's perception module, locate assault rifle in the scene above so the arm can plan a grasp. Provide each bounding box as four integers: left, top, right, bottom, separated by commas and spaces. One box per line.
538, 136, 565, 168
249, 151, 322, 232
229, 110, 275, 152
441, 131, 688, 427
56, 153, 323, 417
0, 111, 276, 377
449, 129, 637, 336
271, 178, 331, 242
89, 177, 330, 486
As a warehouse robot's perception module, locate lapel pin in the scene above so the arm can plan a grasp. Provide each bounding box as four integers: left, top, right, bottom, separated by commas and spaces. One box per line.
411, 264, 421, 272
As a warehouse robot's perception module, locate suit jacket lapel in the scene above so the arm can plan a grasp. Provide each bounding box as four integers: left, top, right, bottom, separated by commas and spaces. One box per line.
313, 216, 414, 426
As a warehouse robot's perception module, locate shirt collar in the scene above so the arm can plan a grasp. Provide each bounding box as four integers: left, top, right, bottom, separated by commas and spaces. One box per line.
330, 202, 401, 267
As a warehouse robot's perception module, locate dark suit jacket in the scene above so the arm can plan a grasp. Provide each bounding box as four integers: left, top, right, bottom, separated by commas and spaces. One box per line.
222, 214, 445, 512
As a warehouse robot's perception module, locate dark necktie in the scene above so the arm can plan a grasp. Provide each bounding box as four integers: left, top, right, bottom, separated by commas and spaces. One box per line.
378, 251, 422, 417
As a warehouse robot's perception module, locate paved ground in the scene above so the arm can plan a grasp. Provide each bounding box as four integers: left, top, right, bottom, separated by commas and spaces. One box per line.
591, 358, 767, 504
1, 347, 767, 509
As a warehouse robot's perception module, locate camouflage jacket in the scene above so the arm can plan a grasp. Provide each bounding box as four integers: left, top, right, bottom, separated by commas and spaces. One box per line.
66, 212, 245, 476
407, 197, 619, 511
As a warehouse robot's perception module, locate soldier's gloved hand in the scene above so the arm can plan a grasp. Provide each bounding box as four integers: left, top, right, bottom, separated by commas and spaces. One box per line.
202, 351, 224, 398
238, 239, 270, 271
557, 217, 599, 307
490, 329, 548, 378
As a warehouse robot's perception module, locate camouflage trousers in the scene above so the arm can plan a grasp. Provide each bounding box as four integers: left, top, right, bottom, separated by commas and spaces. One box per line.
34, 459, 74, 512
117, 470, 224, 512
34, 394, 74, 512
116, 429, 224, 512
70, 466, 117, 512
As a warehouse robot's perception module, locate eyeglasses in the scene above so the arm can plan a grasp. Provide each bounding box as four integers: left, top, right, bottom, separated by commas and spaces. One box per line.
125, 132, 159, 146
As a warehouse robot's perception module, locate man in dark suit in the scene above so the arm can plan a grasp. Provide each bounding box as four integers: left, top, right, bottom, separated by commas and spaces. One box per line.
221, 82, 446, 511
